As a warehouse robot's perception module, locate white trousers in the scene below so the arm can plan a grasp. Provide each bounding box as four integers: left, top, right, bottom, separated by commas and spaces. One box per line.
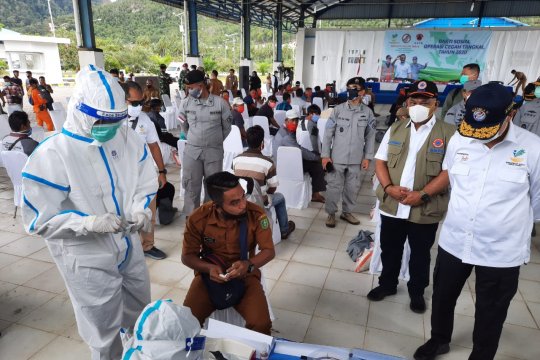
47, 233, 150, 360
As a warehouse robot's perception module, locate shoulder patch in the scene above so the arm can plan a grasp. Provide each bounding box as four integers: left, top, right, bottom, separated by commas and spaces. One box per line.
259, 215, 270, 230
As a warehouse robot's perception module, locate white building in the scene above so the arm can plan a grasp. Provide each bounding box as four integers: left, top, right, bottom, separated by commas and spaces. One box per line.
0, 28, 70, 85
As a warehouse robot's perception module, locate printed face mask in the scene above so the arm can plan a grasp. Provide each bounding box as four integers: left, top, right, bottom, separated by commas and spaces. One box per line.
347, 88, 359, 101
91, 122, 121, 142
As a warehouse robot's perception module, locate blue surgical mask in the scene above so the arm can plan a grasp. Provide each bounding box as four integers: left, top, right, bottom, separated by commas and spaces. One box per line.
91, 122, 121, 142
311, 114, 320, 123
534, 87, 540, 99
189, 87, 202, 99
21, 128, 32, 136
459, 75, 469, 85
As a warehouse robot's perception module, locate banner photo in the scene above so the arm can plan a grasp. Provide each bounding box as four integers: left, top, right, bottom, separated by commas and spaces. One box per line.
382, 30, 492, 82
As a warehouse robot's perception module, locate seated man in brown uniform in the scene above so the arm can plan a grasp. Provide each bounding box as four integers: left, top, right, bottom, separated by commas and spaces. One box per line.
182, 171, 275, 335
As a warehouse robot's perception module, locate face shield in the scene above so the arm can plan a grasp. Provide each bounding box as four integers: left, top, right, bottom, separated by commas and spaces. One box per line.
64, 65, 128, 143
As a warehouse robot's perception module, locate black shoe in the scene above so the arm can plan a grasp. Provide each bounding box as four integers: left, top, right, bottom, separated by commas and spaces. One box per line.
281, 221, 296, 240
144, 246, 167, 260
414, 339, 450, 360
367, 286, 397, 301
410, 295, 426, 313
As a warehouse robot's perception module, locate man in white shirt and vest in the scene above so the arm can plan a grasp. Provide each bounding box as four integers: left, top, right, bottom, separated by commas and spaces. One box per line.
414, 83, 540, 360
368, 81, 455, 314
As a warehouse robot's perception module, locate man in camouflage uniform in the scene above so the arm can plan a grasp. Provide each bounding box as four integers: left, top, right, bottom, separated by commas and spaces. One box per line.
158, 63, 173, 98
178, 63, 189, 95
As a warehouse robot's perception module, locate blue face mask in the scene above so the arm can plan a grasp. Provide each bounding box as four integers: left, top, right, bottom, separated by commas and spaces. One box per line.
189, 87, 202, 99
535, 87, 540, 99
21, 128, 32, 136
459, 75, 469, 85
311, 114, 320, 123
91, 122, 122, 142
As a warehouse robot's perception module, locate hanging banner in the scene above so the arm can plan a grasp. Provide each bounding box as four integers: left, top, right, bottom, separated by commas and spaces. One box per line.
381, 30, 492, 82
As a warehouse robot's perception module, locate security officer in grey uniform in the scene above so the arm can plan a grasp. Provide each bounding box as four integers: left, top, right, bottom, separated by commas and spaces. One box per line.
322, 77, 376, 228
180, 70, 232, 216
513, 82, 540, 136
443, 80, 482, 127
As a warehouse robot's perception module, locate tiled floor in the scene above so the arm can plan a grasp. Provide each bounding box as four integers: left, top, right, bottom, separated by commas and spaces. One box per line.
1, 99, 540, 359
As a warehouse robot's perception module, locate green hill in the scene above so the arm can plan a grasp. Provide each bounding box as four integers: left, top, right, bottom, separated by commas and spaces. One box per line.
0, 0, 295, 74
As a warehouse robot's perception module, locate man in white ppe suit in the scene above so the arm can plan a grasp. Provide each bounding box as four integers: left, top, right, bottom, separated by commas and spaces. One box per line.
21, 65, 158, 360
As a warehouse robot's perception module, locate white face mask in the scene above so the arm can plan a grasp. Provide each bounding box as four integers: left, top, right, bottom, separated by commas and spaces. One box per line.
128, 105, 142, 118
408, 105, 431, 123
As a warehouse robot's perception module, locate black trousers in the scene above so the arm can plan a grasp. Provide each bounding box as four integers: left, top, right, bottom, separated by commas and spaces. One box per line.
302, 159, 327, 193
379, 215, 438, 296
431, 247, 519, 360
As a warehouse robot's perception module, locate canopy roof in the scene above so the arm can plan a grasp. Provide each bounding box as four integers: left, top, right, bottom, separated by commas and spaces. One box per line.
151, 1, 540, 31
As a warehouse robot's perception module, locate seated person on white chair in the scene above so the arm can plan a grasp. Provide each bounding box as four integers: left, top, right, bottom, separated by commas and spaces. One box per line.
273, 108, 326, 203
297, 104, 322, 154
145, 98, 180, 149
1, 111, 38, 156
182, 171, 275, 335
124, 81, 168, 260
232, 97, 248, 147
233, 125, 296, 239
256, 95, 280, 136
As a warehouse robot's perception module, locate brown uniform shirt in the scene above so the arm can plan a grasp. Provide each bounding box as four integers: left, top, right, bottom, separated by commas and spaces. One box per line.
182, 201, 274, 269
209, 78, 224, 96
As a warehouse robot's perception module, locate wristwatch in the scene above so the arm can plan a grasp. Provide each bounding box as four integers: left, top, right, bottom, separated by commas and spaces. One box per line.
420, 191, 431, 203
247, 261, 255, 273
158, 169, 167, 174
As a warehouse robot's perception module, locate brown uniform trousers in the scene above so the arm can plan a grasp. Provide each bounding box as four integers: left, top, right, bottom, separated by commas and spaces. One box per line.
182, 201, 274, 335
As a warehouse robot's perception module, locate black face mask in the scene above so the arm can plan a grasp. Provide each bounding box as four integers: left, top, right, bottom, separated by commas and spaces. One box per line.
347, 88, 359, 100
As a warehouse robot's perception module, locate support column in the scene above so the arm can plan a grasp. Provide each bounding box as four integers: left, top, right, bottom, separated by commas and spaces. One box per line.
186, 0, 201, 65
274, 0, 283, 65
294, 28, 305, 86
240, 0, 253, 92
73, 0, 104, 69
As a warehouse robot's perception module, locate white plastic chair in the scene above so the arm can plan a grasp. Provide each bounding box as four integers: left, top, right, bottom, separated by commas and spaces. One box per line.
276, 147, 312, 209
317, 117, 329, 145
312, 97, 324, 111
252, 116, 273, 157
31, 127, 45, 143
223, 125, 244, 172
274, 110, 286, 127
0, 114, 10, 137
291, 104, 301, 115
241, 88, 247, 98
161, 94, 173, 108
276, 95, 283, 104
227, 90, 233, 103
160, 110, 177, 131
49, 110, 66, 131
52, 102, 65, 111
296, 121, 314, 152
1, 151, 28, 217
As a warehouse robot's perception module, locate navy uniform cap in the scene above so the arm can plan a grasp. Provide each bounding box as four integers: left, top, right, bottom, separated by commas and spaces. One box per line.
408, 80, 438, 98
346, 77, 365, 87
184, 70, 205, 85
458, 83, 514, 140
